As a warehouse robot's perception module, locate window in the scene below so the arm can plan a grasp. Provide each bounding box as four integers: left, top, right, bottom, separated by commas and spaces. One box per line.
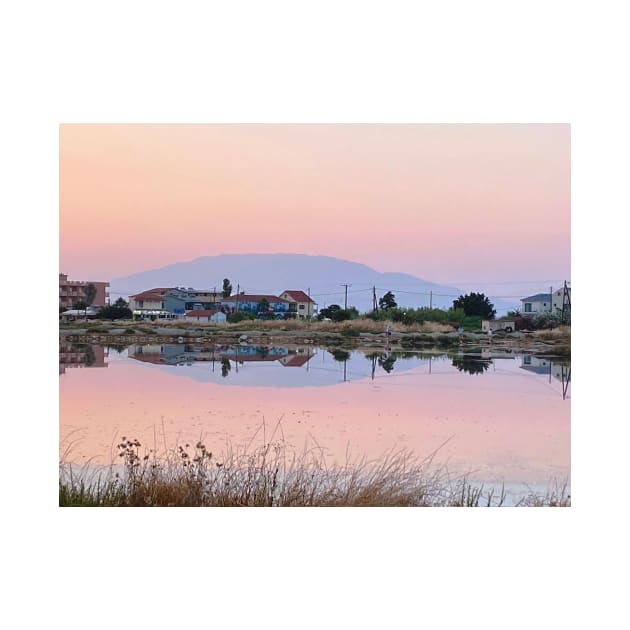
524, 303, 532, 312
299, 304, 305, 310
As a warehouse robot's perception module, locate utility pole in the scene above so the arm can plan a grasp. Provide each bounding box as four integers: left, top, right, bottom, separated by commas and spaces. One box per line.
340, 283, 351, 309
373, 286, 378, 311
550, 285, 553, 313
236, 283, 240, 311
430, 291, 433, 309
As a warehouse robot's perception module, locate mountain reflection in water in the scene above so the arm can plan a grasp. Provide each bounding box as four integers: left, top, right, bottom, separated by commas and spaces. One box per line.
59, 342, 571, 490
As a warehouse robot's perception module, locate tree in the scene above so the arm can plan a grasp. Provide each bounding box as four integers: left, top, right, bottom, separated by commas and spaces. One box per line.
452, 292, 496, 319
222, 278, 233, 298
84, 283, 97, 320
257, 298, 270, 313
378, 291, 397, 310
85, 283, 97, 306
97, 298, 132, 320
317, 304, 359, 322
74, 300, 88, 310
317, 304, 342, 321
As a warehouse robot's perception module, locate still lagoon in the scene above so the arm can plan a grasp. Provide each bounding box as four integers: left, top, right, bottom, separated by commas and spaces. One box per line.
59, 343, 570, 497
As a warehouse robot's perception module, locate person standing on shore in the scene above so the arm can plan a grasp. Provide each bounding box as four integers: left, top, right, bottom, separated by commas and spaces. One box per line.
487, 327, 493, 344
385, 323, 392, 338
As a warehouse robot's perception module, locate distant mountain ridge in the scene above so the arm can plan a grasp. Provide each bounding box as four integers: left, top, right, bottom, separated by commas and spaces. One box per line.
110, 253, 514, 313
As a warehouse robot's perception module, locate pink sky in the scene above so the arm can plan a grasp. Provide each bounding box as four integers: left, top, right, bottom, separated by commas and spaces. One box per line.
59, 124, 570, 286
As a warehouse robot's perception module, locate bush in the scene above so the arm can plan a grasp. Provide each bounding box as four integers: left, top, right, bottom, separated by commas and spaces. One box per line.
227, 311, 257, 324
97, 305, 133, 320
515, 312, 568, 331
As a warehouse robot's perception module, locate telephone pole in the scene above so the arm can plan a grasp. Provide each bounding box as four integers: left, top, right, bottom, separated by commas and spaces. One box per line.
340, 283, 352, 309
372, 286, 378, 311
561, 280, 570, 324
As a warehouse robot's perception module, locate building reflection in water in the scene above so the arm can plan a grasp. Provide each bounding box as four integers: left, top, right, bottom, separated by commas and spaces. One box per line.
127, 344, 316, 370
59, 342, 109, 374
520, 354, 571, 399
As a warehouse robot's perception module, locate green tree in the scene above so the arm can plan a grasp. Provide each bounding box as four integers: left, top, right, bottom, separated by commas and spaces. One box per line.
74, 300, 88, 310
97, 299, 132, 320
378, 291, 397, 310
452, 292, 496, 319
317, 304, 342, 320
222, 278, 233, 298
257, 298, 270, 313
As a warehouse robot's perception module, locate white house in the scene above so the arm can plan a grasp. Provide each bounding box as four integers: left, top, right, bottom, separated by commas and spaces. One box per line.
521, 286, 571, 315
552, 286, 571, 314
521, 293, 552, 314
279, 290, 317, 319
184, 309, 227, 323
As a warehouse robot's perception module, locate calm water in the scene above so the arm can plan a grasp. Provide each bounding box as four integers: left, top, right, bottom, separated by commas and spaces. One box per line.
59, 342, 570, 494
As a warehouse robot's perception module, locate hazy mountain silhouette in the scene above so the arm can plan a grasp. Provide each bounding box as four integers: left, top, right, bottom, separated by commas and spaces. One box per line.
110, 253, 510, 312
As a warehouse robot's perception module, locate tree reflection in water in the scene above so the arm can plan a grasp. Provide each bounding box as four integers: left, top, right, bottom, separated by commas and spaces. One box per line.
451, 357, 492, 375
221, 357, 231, 378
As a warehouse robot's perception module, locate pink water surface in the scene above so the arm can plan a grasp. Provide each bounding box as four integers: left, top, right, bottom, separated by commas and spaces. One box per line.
59, 350, 570, 486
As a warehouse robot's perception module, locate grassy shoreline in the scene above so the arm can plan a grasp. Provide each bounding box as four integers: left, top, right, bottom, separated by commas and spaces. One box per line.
59, 437, 570, 507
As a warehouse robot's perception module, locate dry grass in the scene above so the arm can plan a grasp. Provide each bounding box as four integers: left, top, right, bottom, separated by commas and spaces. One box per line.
530, 326, 571, 341
59, 429, 569, 507
514, 480, 571, 507
105, 317, 453, 335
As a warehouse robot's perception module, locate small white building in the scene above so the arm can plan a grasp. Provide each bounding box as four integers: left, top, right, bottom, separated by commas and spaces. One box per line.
184, 309, 227, 323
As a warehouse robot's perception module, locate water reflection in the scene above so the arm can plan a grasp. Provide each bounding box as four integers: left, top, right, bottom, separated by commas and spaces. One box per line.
59, 342, 109, 374
58, 341, 571, 398
59, 342, 571, 489
452, 356, 493, 375
520, 354, 571, 399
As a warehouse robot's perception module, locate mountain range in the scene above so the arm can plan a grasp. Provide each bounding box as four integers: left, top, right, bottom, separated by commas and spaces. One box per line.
110, 253, 517, 314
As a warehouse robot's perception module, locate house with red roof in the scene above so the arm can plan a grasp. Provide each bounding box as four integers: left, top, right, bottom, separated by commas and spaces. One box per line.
279, 290, 317, 319
128, 288, 176, 319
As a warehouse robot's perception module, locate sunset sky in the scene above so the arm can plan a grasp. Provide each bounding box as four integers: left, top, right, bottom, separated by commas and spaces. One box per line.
59, 124, 570, 292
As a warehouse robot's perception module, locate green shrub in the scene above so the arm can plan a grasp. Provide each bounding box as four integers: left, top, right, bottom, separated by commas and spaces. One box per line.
227, 311, 257, 323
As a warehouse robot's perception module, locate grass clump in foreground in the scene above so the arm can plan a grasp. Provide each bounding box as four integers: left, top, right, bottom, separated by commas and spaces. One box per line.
59, 433, 570, 507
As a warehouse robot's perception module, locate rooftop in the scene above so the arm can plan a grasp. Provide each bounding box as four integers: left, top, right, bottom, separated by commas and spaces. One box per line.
521, 293, 551, 302
185, 309, 222, 317
281, 290, 316, 303
222, 294, 290, 303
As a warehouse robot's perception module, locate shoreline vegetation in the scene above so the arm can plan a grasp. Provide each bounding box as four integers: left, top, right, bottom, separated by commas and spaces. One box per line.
59, 319, 571, 357
59, 435, 570, 507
